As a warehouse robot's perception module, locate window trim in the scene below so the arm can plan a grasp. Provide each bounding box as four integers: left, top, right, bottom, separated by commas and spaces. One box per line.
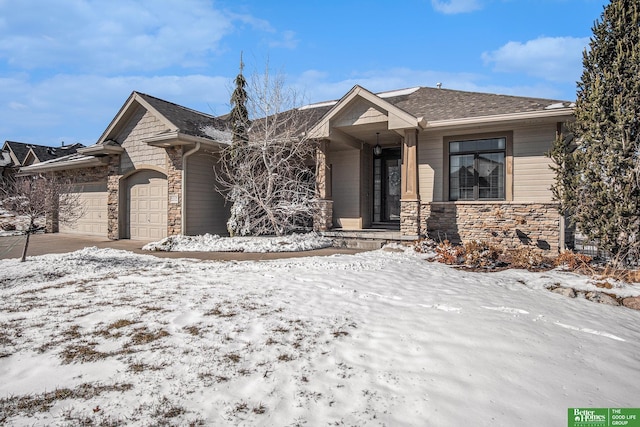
444, 131, 513, 202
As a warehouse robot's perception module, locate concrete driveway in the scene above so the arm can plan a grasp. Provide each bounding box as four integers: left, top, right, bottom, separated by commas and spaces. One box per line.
0, 233, 363, 261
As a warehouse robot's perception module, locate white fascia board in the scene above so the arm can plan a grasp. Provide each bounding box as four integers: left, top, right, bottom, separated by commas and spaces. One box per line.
17, 157, 106, 174
424, 108, 574, 129
77, 145, 124, 156
144, 132, 225, 150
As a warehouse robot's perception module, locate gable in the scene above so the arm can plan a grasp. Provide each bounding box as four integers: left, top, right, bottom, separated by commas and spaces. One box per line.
22, 150, 38, 166
3, 141, 30, 166
333, 99, 388, 128
98, 93, 176, 145
309, 85, 423, 140
116, 105, 171, 173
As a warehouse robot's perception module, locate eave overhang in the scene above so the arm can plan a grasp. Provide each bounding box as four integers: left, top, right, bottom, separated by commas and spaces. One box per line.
17, 156, 108, 175
77, 144, 124, 156
143, 131, 227, 150
423, 108, 574, 130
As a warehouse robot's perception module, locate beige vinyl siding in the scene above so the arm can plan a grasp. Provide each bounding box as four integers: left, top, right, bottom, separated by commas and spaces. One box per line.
330, 149, 361, 228
512, 125, 557, 202
60, 182, 108, 236
185, 152, 229, 236
418, 124, 557, 203
417, 133, 443, 202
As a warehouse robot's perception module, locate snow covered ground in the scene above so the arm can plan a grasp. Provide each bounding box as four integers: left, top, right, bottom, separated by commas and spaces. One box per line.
142, 233, 333, 253
1, 245, 639, 426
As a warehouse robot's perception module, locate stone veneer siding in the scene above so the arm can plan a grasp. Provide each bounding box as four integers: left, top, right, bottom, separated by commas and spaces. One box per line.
400, 200, 420, 237
107, 162, 121, 240
421, 202, 561, 252
166, 147, 183, 236
313, 200, 333, 232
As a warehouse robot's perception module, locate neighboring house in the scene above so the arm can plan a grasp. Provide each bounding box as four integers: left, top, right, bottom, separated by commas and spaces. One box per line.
1, 140, 84, 178
19, 85, 574, 252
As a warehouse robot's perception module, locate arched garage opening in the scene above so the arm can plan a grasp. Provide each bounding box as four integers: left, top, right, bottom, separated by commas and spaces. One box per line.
124, 170, 167, 240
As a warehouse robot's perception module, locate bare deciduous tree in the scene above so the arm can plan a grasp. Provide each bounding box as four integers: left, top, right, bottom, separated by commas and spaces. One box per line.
212, 66, 319, 236
0, 173, 85, 261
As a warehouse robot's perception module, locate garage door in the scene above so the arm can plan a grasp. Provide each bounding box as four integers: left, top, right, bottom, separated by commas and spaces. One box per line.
60, 182, 108, 236
127, 170, 167, 240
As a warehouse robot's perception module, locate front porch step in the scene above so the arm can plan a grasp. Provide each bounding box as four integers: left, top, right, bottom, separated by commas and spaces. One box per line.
321, 230, 418, 250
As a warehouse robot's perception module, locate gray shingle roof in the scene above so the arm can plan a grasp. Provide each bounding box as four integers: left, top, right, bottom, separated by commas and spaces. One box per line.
2, 141, 84, 165
28, 143, 84, 162
299, 86, 572, 128
3, 141, 31, 164
384, 87, 570, 121
136, 92, 229, 139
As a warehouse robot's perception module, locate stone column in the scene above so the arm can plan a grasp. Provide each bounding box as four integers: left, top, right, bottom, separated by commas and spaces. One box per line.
400, 129, 420, 237
107, 160, 121, 240
166, 147, 183, 236
314, 139, 333, 231
314, 200, 334, 232
45, 198, 59, 233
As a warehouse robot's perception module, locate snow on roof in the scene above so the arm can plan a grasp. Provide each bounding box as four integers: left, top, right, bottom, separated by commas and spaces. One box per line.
377, 86, 421, 98
199, 125, 232, 144
298, 100, 338, 111
545, 102, 575, 110
298, 87, 421, 111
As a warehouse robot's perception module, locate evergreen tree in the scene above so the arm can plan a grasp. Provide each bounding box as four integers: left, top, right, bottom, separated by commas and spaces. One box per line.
225, 54, 253, 236
551, 0, 640, 266
229, 53, 250, 146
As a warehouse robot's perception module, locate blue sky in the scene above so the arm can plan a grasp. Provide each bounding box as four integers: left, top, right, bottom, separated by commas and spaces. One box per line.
0, 0, 607, 147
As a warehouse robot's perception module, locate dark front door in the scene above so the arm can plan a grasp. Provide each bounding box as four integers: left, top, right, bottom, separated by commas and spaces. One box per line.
373, 148, 401, 223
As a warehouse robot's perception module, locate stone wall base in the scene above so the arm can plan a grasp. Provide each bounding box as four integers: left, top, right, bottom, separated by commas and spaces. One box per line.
421, 202, 561, 252
400, 199, 420, 237
313, 200, 333, 232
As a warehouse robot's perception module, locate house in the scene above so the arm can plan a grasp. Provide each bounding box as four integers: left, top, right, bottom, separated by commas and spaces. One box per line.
309, 85, 573, 252
1, 140, 84, 178
18, 92, 231, 239
19, 85, 574, 251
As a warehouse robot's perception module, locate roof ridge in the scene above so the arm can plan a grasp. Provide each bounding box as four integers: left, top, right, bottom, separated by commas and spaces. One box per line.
135, 91, 219, 120
414, 85, 569, 103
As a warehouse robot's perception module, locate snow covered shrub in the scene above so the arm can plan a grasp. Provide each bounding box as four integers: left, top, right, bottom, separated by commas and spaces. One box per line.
435, 240, 464, 265
414, 237, 437, 253
554, 250, 592, 271
462, 240, 501, 268
1, 222, 16, 231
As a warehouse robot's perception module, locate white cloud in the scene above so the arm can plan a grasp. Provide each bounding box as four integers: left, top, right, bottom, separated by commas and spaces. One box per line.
295, 67, 492, 102
268, 30, 299, 49
482, 36, 589, 83
0, 0, 240, 73
431, 0, 483, 14
292, 66, 572, 106
0, 73, 232, 145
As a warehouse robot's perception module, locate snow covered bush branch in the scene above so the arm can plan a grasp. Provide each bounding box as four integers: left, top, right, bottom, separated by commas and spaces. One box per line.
215, 62, 319, 236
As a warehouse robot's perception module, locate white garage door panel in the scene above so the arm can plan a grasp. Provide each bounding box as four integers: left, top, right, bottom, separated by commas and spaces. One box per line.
60, 182, 108, 236
127, 171, 167, 240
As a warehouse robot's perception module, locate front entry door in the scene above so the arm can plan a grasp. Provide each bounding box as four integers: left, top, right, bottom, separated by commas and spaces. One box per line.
374, 148, 401, 223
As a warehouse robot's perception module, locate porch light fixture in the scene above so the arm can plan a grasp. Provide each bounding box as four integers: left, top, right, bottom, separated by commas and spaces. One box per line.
373, 132, 382, 156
